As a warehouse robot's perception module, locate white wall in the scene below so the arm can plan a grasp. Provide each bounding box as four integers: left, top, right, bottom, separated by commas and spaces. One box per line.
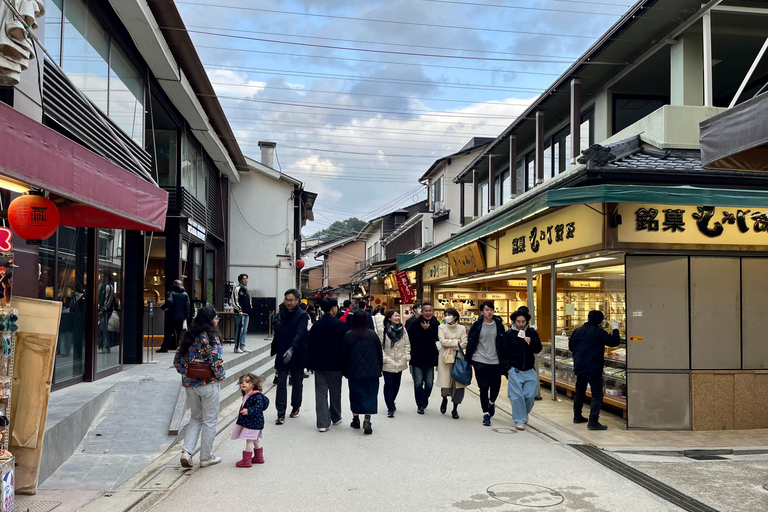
229, 170, 296, 300
432, 150, 483, 245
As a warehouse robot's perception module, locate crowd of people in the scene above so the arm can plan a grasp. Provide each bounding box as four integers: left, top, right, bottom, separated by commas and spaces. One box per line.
172, 287, 620, 468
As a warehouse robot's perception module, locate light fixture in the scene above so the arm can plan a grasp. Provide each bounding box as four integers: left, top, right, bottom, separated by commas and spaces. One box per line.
0, 177, 31, 194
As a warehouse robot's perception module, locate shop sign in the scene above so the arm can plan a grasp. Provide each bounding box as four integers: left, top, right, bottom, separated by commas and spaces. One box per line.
0, 229, 12, 253
498, 205, 604, 267
479, 292, 510, 300
188, 219, 206, 242
395, 270, 416, 304
437, 292, 477, 300
618, 203, 768, 246
422, 258, 450, 283
567, 280, 602, 288
555, 335, 569, 350
448, 242, 486, 275
384, 274, 397, 290
504, 280, 527, 287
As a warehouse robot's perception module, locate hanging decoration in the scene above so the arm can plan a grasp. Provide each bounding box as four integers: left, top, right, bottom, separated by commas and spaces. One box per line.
8, 191, 59, 244
295, 259, 305, 270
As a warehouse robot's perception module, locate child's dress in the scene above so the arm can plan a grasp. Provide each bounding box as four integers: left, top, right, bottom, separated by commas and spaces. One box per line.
231, 391, 269, 440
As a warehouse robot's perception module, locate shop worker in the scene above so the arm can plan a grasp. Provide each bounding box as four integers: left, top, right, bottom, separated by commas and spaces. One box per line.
502, 310, 542, 431
272, 289, 309, 425
232, 274, 253, 353
466, 301, 506, 427
406, 302, 439, 414
569, 310, 620, 430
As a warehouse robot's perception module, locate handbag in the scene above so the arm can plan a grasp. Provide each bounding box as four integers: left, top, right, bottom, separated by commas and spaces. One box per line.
108, 311, 120, 332
450, 343, 472, 386
186, 359, 213, 380
441, 347, 456, 364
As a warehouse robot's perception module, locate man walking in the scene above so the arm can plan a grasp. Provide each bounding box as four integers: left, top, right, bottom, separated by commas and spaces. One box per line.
158, 280, 189, 353
273, 289, 309, 424
406, 302, 439, 414
569, 310, 620, 430
336, 300, 351, 319
232, 274, 252, 353
466, 301, 506, 426
307, 298, 347, 432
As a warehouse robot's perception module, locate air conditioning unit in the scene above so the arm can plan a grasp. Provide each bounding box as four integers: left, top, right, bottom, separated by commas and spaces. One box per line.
434, 201, 444, 212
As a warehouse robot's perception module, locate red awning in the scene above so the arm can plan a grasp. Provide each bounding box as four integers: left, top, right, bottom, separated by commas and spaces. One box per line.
0, 101, 168, 231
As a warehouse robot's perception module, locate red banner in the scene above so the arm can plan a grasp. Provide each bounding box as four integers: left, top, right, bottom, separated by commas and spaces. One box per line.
395, 271, 416, 304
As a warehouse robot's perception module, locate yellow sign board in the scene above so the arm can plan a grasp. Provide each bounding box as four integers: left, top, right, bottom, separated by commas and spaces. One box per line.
567, 280, 602, 288
505, 280, 528, 287
498, 205, 605, 268
422, 258, 450, 283
478, 292, 512, 300
618, 204, 768, 246
629, 336, 644, 341
437, 292, 477, 300
448, 242, 487, 275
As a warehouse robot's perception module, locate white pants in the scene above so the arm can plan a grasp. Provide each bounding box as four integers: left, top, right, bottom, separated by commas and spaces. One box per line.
182, 383, 220, 460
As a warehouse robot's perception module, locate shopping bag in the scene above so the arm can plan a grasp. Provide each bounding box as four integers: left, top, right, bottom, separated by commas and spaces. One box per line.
451, 343, 472, 386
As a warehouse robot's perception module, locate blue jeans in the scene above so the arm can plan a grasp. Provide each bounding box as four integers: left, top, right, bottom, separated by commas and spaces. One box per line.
507, 368, 538, 425
410, 366, 434, 408
235, 314, 249, 350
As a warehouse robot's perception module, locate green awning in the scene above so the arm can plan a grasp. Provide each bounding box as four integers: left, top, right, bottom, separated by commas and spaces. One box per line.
400, 184, 768, 270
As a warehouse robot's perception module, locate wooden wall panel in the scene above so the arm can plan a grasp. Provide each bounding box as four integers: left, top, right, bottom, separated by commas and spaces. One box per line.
692, 372, 734, 431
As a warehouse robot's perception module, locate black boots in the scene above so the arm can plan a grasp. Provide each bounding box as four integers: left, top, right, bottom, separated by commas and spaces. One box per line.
587, 414, 607, 430
573, 414, 588, 424
440, 397, 448, 414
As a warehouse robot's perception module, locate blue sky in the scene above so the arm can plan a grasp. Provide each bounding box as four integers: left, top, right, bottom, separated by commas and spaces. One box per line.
175, 0, 635, 236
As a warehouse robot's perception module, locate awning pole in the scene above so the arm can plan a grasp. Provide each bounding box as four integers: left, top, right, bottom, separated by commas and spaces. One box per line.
550, 263, 557, 401
527, 265, 542, 399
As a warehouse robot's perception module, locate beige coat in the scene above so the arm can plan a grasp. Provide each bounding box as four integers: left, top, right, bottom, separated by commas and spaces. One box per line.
374, 314, 411, 373
437, 322, 468, 389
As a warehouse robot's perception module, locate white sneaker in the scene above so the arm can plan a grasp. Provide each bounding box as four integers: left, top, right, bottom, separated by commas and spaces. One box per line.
332, 419, 342, 425
180, 451, 193, 468
240, 348, 250, 353
200, 456, 222, 467
318, 427, 328, 432
516, 424, 525, 431
234, 348, 243, 354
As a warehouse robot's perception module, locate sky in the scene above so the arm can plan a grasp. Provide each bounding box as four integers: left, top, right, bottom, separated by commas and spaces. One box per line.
175, 0, 636, 237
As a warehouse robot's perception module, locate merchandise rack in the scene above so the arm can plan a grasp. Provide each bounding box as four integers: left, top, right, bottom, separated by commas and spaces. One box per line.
0, 307, 15, 512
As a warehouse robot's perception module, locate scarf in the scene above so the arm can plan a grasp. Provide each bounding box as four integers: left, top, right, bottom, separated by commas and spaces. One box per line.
385, 323, 404, 348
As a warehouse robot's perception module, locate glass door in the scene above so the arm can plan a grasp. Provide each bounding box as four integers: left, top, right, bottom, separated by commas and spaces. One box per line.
96, 228, 124, 374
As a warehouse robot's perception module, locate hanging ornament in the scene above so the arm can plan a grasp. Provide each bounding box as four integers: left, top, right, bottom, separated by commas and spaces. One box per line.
295, 259, 305, 270
8, 191, 59, 244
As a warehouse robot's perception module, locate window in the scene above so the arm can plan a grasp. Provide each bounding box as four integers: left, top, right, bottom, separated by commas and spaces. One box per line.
97, 228, 123, 373
502, 170, 511, 204
526, 154, 535, 191
182, 132, 208, 206
45, 0, 63, 64
431, 175, 444, 210
516, 158, 524, 196
109, 44, 144, 143
62, 0, 109, 112
581, 112, 594, 152
493, 174, 502, 207
479, 181, 489, 216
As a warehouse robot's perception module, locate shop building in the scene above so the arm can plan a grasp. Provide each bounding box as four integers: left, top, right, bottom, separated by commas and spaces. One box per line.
399, 0, 768, 431
1, 0, 246, 388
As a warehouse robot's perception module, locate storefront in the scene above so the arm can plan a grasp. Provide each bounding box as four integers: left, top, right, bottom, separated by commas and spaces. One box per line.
403, 184, 768, 430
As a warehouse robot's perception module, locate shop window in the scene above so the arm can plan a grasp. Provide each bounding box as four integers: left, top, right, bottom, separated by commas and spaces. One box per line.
206, 250, 215, 306
109, 44, 144, 143
62, 0, 109, 112
97, 229, 123, 374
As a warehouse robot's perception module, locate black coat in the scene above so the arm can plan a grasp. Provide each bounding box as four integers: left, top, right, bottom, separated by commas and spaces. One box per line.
236, 392, 270, 430
569, 322, 621, 376
466, 316, 506, 365
500, 327, 542, 373
162, 285, 190, 321
342, 331, 383, 380
406, 316, 440, 367
307, 314, 347, 372
272, 307, 309, 371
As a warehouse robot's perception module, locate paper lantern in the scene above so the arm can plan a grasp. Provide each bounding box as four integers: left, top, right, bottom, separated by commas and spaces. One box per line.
8, 192, 59, 244
296, 259, 305, 270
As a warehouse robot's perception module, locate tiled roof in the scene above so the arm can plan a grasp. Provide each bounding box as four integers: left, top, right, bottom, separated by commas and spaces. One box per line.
604, 151, 704, 171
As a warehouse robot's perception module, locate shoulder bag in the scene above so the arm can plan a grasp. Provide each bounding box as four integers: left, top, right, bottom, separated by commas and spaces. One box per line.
450, 343, 472, 386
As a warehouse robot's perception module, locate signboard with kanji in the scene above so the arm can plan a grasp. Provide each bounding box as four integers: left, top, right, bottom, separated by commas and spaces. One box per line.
395, 270, 416, 304
422, 258, 451, 283
617, 204, 768, 247
448, 242, 486, 275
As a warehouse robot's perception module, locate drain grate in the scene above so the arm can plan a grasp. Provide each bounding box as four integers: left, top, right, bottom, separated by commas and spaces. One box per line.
487, 483, 564, 508
570, 444, 720, 512
136, 465, 188, 491
13, 500, 62, 512
686, 455, 727, 461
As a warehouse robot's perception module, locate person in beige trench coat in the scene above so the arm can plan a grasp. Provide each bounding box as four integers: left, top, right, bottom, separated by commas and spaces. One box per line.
437, 308, 468, 419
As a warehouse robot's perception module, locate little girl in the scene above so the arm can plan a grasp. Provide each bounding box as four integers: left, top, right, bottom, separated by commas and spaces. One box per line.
231, 373, 269, 468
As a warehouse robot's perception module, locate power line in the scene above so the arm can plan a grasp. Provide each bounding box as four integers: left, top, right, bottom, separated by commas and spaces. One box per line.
418, 0, 624, 16
228, 123, 492, 142
276, 145, 442, 158
237, 137, 464, 153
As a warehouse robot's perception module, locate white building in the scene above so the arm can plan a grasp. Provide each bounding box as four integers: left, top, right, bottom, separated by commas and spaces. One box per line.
228, 142, 316, 303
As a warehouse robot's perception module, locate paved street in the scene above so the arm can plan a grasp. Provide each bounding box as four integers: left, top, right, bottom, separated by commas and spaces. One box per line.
145, 372, 681, 512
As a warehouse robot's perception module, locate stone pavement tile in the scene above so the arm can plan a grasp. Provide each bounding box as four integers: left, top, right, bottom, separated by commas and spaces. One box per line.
15, 490, 101, 512
150, 372, 681, 512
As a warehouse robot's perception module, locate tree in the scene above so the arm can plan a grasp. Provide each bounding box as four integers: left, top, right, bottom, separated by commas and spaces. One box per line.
309, 217, 366, 240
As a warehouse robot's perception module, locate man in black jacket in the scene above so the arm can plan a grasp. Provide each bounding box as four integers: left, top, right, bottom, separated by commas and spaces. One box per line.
569, 310, 620, 430
232, 274, 253, 353
307, 298, 347, 432
158, 280, 190, 352
406, 302, 439, 414
272, 288, 309, 424
502, 310, 543, 431
466, 301, 506, 426
336, 299, 351, 319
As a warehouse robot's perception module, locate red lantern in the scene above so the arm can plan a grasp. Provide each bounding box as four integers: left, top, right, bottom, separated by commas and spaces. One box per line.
296, 259, 305, 270
8, 192, 59, 244
326, 293, 332, 298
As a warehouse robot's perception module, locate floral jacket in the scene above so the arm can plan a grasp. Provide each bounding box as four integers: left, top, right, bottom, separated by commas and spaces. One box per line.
173, 333, 226, 387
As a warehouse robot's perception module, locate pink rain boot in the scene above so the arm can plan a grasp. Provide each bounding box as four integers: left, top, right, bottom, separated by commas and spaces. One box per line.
252, 447, 265, 464
235, 451, 253, 468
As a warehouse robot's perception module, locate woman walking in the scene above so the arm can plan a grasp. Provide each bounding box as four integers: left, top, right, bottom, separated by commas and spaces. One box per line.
374, 309, 411, 418
502, 310, 543, 431
437, 308, 468, 419
174, 306, 226, 468
343, 310, 383, 434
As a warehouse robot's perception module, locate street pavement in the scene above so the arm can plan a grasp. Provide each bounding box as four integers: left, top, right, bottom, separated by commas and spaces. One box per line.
143, 371, 682, 512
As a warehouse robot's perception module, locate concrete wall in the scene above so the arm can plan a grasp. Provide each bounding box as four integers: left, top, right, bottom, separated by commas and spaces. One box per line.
431, 150, 484, 245
308, 267, 322, 291
363, 222, 383, 261
229, 171, 296, 300
327, 241, 365, 288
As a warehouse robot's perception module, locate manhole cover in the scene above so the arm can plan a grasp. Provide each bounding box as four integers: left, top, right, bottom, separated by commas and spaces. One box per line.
13, 500, 62, 512
492, 428, 516, 434
487, 483, 565, 508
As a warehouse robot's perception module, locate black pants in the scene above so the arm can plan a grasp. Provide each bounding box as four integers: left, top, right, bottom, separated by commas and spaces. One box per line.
473, 362, 503, 414
383, 371, 403, 412
573, 371, 604, 419
161, 318, 185, 351
276, 368, 304, 416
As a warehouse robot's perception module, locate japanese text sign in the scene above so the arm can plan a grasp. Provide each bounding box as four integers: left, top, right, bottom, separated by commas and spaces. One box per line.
422, 258, 450, 283
395, 270, 416, 304
617, 204, 768, 247
448, 242, 487, 275
497, 205, 604, 267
